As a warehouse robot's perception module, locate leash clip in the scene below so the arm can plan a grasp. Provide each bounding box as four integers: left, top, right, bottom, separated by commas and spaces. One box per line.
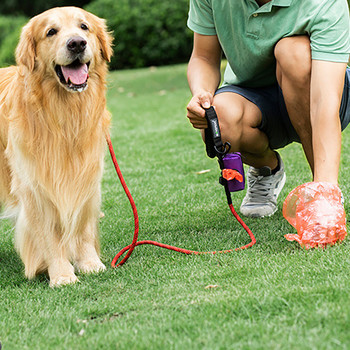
214, 142, 231, 158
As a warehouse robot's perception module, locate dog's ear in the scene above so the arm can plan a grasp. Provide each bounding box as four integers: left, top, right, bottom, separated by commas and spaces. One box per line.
16, 20, 36, 71
95, 17, 114, 62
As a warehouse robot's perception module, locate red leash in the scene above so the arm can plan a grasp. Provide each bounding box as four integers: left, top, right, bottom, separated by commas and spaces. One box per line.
107, 135, 256, 268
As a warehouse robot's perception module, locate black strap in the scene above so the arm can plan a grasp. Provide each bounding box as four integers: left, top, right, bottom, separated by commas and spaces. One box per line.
204, 106, 233, 204
204, 106, 230, 159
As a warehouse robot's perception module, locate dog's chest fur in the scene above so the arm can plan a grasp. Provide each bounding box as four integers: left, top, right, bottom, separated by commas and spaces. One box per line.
5, 73, 109, 213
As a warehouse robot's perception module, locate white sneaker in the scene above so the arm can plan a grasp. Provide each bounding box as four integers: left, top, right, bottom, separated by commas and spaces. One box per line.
240, 153, 286, 218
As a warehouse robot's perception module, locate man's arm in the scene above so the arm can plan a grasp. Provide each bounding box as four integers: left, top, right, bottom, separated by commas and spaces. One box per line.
187, 33, 222, 129
310, 60, 347, 184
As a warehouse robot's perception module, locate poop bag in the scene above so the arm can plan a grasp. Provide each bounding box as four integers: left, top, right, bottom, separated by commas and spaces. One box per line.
283, 182, 347, 249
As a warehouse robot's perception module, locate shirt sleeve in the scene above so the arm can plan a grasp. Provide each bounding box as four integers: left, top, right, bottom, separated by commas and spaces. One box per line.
310, 0, 350, 63
187, 0, 217, 36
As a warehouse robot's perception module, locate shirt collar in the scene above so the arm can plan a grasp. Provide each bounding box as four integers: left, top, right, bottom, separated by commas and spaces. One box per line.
253, 0, 293, 14
271, 0, 293, 7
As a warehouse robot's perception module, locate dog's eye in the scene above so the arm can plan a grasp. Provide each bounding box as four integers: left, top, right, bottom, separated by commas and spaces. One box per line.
81, 23, 89, 31
47, 28, 57, 37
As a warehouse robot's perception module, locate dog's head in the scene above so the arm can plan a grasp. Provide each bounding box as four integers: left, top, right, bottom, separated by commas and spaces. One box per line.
16, 7, 113, 92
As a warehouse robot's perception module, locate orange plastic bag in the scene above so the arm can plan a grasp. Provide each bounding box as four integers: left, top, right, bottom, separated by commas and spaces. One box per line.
283, 182, 347, 249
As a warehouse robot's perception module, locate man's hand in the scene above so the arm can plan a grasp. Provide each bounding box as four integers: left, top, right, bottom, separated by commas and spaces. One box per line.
186, 90, 213, 129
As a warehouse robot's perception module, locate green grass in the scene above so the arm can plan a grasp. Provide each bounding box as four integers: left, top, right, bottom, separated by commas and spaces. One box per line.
1, 64, 350, 349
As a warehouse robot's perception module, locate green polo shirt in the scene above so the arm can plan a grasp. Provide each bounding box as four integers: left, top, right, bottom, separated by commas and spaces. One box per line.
187, 0, 350, 88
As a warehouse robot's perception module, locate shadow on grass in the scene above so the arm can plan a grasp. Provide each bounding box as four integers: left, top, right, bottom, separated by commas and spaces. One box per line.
0, 246, 28, 288
0, 247, 51, 288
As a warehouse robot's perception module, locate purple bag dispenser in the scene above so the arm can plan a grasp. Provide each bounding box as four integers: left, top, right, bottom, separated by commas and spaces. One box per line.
222, 153, 245, 192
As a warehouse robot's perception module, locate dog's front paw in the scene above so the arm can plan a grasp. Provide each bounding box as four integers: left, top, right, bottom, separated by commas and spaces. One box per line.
48, 260, 78, 288
76, 258, 106, 274
50, 274, 79, 288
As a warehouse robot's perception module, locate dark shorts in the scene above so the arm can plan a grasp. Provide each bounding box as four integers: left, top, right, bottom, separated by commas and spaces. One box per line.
215, 68, 350, 149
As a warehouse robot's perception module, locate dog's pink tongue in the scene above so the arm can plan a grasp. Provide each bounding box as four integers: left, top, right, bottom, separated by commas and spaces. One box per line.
61, 63, 88, 85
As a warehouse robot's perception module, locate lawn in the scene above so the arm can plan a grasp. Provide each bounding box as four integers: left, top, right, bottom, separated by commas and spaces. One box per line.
1, 63, 350, 349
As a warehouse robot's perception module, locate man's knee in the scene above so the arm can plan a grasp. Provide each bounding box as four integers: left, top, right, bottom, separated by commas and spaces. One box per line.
212, 93, 245, 149
275, 36, 311, 86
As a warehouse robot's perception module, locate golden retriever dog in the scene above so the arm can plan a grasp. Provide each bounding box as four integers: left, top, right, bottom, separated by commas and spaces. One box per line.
0, 7, 113, 287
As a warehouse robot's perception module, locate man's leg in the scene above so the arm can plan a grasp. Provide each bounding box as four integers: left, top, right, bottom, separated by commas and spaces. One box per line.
212, 92, 277, 169
274, 36, 314, 173
212, 92, 286, 218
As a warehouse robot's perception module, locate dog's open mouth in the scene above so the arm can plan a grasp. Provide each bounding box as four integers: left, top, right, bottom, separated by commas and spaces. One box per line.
55, 60, 90, 92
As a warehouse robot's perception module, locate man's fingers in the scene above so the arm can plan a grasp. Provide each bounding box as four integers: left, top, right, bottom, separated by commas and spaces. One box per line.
186, 110, 208, 129
186, 99, 205, 118
186, 91, 214, 129
198, 92, 213, 109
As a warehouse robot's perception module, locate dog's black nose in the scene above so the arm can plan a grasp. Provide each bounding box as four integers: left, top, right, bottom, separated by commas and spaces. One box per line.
67, 36, 87, 54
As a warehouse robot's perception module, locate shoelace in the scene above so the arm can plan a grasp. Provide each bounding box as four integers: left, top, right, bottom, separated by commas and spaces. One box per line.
246, 171, 275, 203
